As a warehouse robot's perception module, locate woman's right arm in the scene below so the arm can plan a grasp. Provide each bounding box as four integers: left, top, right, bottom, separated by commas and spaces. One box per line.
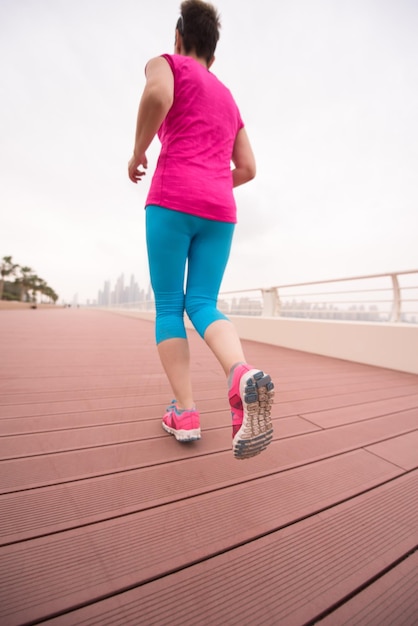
231, 128, 256, 188
128, 57, 174, 183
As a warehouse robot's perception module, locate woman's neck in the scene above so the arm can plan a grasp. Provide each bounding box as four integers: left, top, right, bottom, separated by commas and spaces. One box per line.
185, 51, 208, 68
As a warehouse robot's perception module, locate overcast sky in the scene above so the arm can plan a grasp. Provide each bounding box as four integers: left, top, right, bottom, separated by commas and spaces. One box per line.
1, 0, 417, 303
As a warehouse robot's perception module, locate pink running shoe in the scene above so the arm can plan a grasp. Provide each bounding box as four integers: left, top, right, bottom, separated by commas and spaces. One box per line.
162, 401, 201, 442
228, 363, 274, 459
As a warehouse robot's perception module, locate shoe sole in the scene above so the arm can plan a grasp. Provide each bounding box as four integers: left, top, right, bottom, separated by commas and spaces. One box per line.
162, 422, 201, 442
233, 369, 274, 460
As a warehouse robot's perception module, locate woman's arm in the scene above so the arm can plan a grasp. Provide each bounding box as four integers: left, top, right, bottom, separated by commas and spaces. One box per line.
128, 57, 174, 183
231, 128, 256, 188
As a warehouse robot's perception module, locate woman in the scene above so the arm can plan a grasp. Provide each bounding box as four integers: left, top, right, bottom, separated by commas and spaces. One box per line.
128, 0, 274, 459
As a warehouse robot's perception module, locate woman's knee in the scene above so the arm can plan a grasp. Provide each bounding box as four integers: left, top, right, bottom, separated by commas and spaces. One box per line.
185, 295, 227, 338
155, 313, 187, 343
155, 291, 186, 343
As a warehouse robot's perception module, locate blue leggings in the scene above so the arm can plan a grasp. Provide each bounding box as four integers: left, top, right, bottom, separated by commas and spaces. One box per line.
146, 205, 235, 344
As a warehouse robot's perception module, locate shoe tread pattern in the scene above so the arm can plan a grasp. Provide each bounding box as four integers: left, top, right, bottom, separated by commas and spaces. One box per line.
233, 370, 274, 460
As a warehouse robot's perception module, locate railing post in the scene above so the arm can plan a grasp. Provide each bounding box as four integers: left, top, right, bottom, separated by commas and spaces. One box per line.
390, 273, 401, 322
261, 288, 280, 317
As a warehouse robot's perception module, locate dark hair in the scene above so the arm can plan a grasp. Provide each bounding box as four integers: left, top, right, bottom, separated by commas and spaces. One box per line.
177, 0, 221, 63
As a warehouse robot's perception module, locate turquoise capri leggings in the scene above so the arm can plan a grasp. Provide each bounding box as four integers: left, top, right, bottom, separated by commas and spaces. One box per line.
146, 204, 235, 344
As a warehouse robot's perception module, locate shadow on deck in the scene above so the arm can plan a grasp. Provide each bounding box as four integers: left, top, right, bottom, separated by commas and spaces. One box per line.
0, 308, 417, 625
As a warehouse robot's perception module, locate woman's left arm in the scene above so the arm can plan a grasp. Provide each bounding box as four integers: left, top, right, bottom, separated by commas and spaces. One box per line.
128, 57, 174, 183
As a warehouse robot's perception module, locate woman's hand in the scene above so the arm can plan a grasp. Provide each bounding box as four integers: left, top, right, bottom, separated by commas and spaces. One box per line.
128, 153, 148, 183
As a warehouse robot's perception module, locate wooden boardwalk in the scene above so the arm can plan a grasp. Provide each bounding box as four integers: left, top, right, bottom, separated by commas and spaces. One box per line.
0, 307, 417, 626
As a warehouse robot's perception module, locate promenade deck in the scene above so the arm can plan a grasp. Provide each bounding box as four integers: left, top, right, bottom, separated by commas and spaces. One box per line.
0, 307, 417, 625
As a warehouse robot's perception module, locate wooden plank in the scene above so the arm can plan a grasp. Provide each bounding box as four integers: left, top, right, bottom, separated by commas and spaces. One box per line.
33, 472, 418, 626
1, 371, 415, 409
0, 449, 401, 546
0, 379, 223, 408
0, 395, 232, 435
0, 387, 232, 419
0, 373, 165, 395
301, 395, 418, 427
366, 430, 418, 470
1, 409, 416, 494
0, 414, 318, 460
3, 381, 415, 426
317, 551, 418, 626
280, 370, 418, 393
277, 388, 418, 419
278, 379, 418, 403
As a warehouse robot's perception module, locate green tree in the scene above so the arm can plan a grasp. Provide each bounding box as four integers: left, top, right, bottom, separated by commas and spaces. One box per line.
43, 285, 59, 304
27, 275, 44, 304
34, 277, 58, 304
30, 277, 59, 305
1, 256, 59, 304
0, 256, 19, 300
36, 278, 48, 303
16, 266, 35, 302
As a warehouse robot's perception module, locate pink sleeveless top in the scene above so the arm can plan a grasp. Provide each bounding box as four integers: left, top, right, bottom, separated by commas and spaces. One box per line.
145, 54, 244, 223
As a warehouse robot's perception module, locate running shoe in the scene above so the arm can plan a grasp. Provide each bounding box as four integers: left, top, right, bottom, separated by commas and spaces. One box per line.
228, 363, 274, 459
162, 401, 201, 442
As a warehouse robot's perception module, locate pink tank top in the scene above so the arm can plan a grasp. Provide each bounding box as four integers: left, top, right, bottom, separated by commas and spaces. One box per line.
145, 54, 244, 223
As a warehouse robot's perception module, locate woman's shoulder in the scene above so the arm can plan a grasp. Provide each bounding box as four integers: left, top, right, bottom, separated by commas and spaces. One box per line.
146, 53, 191, 75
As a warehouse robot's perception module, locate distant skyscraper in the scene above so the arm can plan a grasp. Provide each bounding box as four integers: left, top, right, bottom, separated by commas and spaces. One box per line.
96, 275, 152, 307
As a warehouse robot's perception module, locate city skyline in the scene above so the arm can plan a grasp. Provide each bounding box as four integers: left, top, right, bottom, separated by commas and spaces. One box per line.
95, 273, 153, 307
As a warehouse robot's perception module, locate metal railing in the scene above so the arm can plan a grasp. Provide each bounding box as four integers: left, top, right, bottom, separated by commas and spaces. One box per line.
106, 270, 418, 324
218, 270, 418, 323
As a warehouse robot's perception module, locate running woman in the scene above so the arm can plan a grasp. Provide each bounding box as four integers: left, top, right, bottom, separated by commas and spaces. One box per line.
128, 0, 274, 459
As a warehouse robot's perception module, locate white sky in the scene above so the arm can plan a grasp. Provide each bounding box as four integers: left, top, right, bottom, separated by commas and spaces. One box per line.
0, 0, 417, 303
